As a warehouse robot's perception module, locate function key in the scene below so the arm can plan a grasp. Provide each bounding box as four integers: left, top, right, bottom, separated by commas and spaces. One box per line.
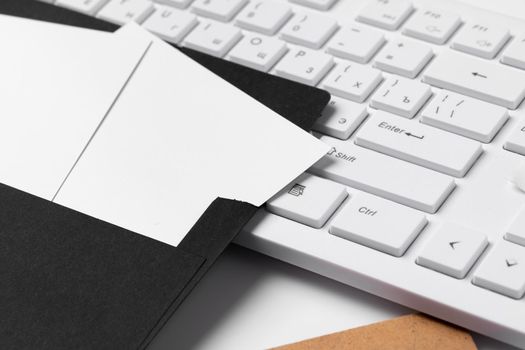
473, 240, 525, 299
451, 22, 510, 59
356, 0, 413, 31
501, 33, 525, 70
402, 8, 461, 44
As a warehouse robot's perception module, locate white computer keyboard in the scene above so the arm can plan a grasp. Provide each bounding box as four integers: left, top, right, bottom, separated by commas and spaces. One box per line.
41, 0, 525, 347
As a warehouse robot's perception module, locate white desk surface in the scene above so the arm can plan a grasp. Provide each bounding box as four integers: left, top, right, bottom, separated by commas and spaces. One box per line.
148, 2, 525, 348
149, 245, 518, 350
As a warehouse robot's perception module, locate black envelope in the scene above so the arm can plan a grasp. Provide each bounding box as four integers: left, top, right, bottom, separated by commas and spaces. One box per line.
0, 1, 330, 349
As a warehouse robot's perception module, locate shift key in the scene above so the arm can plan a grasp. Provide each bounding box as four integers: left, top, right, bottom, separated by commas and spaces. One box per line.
310, 136, 455, 213
355, 111, 482, 177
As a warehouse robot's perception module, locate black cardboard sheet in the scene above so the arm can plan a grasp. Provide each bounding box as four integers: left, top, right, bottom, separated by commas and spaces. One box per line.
0, 1, 331, 349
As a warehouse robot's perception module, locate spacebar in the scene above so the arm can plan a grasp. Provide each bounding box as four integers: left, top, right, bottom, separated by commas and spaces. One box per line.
309, 137, 456, 213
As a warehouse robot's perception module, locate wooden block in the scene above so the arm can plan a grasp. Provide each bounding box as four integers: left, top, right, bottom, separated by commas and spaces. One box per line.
271, 314, 478, 350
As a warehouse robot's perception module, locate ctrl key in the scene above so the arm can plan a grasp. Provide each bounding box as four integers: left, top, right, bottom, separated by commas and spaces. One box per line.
473, 240, 525, 299
266, 173, 348, 229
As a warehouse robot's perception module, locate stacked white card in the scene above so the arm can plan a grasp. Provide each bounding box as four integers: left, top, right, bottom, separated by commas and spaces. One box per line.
0, 15, 327, 246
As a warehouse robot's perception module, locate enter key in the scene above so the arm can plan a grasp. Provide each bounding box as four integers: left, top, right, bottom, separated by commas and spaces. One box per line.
355, 111, 483, 177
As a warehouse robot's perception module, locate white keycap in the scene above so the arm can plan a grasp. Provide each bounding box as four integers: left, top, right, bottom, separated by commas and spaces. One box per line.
506, 207, 525, 247
156, 0, 194, 9
235, 1, 292, 35
326, 25, 385, 64
473, 240, 525, 299
505, 121, 525, 156
322, 62, 382, 102
501, 33, 525, 70
142, 5, 197, 44
421, 90, 508, 143
331, 193, 427, 257
452, 22, 510, 59
370, 76, 431, 118
355, 111, 483, 177
356, 0, 413, 31
310, 136, 455, 213
274, 47, 334, 86
228, 33, 287, 72
312, 97, 368, 139
192, 0, 247, 21
373, 39, 433, 78
402, 8, 461, 44
183, 21, 242, 57
266, 173, 348, 228
417, 223, 488, 279
55, 0, 109, 15
280, 12, 338, 49
423, 51, 525, 110
289, 0, 337, 11
97, 0, 155, 25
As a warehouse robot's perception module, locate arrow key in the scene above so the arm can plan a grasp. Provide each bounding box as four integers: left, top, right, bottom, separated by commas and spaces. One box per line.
473, 240, 525, 299
417, 223, 488, 279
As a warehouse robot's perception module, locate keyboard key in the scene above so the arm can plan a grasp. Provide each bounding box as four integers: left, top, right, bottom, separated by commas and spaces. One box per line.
191, 0, 247, 21
501, 33, 525, 70
326, 25, 385, 64
473, 240, 525, 299
97, 0, 155, 25
312, 97, 368, 139
330, 193, 427, 257
321, 62, 383, 102
266, 173, 348, 228
355, 111, 483, 177
370, 76, 431, 118
183, 21, 242, 57
506, 207, 525, 247
289, 0, 337, 11
280, 12, 338, 49
423, 51, 525, 109
274, 47, 334, 85
142, 5, 197, 43
452, 22, 510, 59
156, 0, 194, 9
421, 90, 508, 143
373, 39, 433, 78
55, 0, 109, 15
417, 223, 488, 279
402, 8, 461, 44
505, 122, 525, 156
310, 136, 455, 213
228, 33, 287, 72
356, 0, 413, 31
235, 0, 292, 35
